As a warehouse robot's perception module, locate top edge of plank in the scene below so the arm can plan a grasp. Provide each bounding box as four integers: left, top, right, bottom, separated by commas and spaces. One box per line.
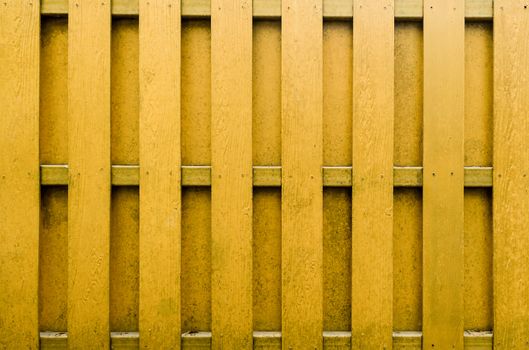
40, 0, 493, 19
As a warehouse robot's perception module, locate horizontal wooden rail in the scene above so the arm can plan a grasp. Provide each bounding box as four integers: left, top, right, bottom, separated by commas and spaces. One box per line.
39, 331, 492, 349
41, 0, 493, 20
40, 165, 493, 187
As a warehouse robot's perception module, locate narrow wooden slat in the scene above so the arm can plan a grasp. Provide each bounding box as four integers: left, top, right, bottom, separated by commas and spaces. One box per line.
181, 332, 212, 349
253, 0, 281, 18
211, 0, 253, 348
40, 165, 495, 187
67, 0, 111, 347
40, 332, 68, 350
394, 166, 422, 187
40, 0, 494, 19
0, 2, 39, 348
41, 0, 68, 15
464, 167, 493, 187
281, 0, 323, 348
393, 331, 422, 350
182, 166, 211, 186
395, 0, 422, 19
111, 332, 139, 350
41, 164, 69, 185
423, 0, 465, 348
323, 167, 352, 187
112, 0, 139, 16
465, 0, 493, 20
352, 0, 394, 348
138, 0, 182, 348
253, 166, 281, 187
464, 331, 493, 350
253, 332, 281, 350
323, 0, 353, 18
493, 1, 529, 348
323, 332, 351, 349
112, 165, 139, 186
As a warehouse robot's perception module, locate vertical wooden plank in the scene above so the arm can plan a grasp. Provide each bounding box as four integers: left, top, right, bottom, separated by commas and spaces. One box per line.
281, 0, 323, 348
351, 0, 394, 348
68, 0, 111, 348
423, 0, 464, 348
493, 1, 529, 348
211, 0, 253, 348
0, 1, 39, 348
138, 0, 181, 348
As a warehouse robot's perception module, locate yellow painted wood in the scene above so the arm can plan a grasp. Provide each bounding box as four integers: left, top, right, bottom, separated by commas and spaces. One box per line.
181, 21, 212, 332
181, 20, 211, 166
37, 331, 494, 349
464, 190, 492, 330
181, 188, 212, 332
40, 332, 68, 350
281, 0, 323, 348
465, 23, 493, 168
392, 332, 422, 350
110, 188, 139, 331
39, 165, 494, 188
67, 0, 111, 348
393, 189, 422, 331
40, 188, 68, 331
111, 332, 139, 349
251, 25, 281, 333
394, 22, 422, 167
0, 1, 39, 348
40, 18, 68, 165
423, 0, 465, 348
138, 0, 181, 347
493, 0, 529, 348
352, 0, 394, 348
40, 18, 68, 333
40, 0, 493, 19
211, 0, 253, 348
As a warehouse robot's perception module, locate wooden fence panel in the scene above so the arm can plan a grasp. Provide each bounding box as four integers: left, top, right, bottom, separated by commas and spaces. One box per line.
423, 0, 465, 348
281, 0, 323, 348
0, 1, 40, 349
1, 2, 522, 348
138, 0, 182, 348
351, 0, 394, 348
211, 0, 253, 348
67, 0, 111, 348
493, 1, 529, 348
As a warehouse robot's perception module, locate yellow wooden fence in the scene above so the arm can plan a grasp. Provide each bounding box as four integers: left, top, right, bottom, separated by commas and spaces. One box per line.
0, 0, 525, 349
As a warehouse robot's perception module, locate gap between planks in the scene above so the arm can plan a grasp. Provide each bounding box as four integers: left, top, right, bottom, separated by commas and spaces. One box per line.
40, 165, 493, 187
41, 0, 493, 20
39, 331, 492, 349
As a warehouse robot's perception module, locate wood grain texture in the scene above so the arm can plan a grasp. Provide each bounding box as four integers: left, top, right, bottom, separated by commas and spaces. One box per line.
351, 0, 394, 348
0, 1, 40, 348
423, 0, 465, 348
211, 0, 253, 348
281, 0, 323, 348
138, 0, 181, 348
493, 1, 529, 348
67, 0, 111, 348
